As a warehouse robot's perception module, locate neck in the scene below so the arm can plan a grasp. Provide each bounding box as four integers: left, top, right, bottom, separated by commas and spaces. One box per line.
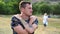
20, 13, 30, 20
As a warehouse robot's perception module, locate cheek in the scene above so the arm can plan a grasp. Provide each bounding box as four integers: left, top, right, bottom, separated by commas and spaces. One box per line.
24, 9, 31, 15
25, 9, 30, 13
24, 10, 29, 14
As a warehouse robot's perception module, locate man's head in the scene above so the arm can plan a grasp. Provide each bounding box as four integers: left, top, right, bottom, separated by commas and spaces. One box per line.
19, 1, 33, 16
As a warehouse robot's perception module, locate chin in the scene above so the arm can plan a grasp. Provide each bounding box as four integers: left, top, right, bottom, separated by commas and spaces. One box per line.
28, 14, 32, 17
30, 14, 32, 16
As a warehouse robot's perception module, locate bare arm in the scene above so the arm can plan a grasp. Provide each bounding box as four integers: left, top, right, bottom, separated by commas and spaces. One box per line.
15, 15, 35, 33
13, 24, 28, 34
22, 16, 38, 33
22, 22, 34, 33
11, 16, 28, 34
32, 24, 38, 30
28, 16, 38, 32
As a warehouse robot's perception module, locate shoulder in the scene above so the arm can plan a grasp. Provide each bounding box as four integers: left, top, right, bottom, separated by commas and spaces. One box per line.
33, 18, 38, 25
30, 15, 38, 21
30, 15, 37, 17
30, 15, 37, 19
11, 14, 20, 22
31, 16, 38, 23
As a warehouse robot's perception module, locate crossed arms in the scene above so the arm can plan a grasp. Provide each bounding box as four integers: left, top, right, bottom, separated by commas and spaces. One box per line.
11, 16, 38, 34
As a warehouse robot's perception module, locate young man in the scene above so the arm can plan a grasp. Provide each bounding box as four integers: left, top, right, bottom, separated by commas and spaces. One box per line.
11, 1, 38, 34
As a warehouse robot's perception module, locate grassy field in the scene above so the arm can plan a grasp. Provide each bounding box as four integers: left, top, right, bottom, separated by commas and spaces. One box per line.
0, 15, 60, 34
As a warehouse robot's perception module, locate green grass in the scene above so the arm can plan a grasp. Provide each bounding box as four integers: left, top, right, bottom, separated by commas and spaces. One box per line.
0, 15, 60, 34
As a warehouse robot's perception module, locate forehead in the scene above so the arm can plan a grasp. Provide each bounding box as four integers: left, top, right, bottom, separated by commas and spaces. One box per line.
26, 4, 32, 7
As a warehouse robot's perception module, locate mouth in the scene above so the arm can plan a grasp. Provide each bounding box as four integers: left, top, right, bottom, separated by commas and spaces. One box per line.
30, 11, 32, 13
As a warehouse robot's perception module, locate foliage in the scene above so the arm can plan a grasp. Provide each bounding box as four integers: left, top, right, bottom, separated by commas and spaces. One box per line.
0, 0, 60, 15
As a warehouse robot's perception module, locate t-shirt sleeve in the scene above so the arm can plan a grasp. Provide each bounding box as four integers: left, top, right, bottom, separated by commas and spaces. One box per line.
11, 16, 25, 29
33, 18, 38, 25
11, 16, 19, 28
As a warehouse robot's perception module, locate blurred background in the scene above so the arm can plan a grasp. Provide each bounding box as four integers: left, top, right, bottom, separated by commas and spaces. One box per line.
0, 0, 60, 34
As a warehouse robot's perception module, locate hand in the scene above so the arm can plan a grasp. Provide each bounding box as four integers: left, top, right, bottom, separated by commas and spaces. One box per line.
23, 29, 28, 34
29, 16, 37, 25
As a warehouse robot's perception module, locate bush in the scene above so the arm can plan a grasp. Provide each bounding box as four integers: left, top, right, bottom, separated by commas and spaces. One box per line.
33, 1, 60, 15
0, 1, 6, 14
0, 0, 60, 15
51, 3, 60, 15
0, 0, 20, 15
33, 1, 51, 15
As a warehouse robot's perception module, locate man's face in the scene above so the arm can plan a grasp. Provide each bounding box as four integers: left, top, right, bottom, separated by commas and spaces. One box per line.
23, 4, 33, 16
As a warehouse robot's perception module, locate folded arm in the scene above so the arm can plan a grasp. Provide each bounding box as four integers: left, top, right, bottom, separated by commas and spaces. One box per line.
11, 16, 28, 34
22, 16, 38, 33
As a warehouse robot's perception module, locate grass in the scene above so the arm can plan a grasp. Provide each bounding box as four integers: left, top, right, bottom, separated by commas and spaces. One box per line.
0, 15, 12, 34
0, 15, 60, 34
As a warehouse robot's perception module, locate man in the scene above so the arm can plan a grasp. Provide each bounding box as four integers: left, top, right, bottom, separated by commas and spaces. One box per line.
11, 1, 38, 34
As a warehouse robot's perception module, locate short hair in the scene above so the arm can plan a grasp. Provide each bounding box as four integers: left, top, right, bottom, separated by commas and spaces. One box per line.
19, 1, 31, 9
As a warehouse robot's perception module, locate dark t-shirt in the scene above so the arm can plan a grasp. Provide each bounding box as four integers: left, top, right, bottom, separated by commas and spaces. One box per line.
11, 16, 38, 34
